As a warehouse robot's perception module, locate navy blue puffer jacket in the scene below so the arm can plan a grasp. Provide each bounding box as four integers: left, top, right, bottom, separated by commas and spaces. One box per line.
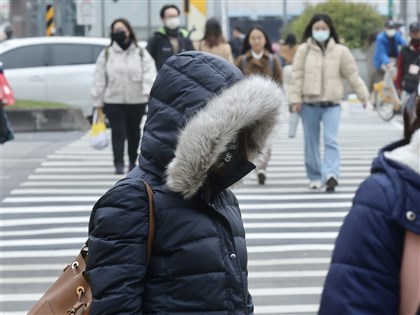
86, 52, 284, 314
319, 139, 420, 314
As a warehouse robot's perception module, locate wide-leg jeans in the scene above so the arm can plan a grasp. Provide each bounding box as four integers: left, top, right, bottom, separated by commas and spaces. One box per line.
300, 103, 341, 182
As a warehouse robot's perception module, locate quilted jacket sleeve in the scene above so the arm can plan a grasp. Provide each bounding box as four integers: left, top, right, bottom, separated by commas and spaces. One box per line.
86, 181, 151, 315
319, 174, 404, 315
91, 50, 107, 108
141, 48, 157, 97
288, 43, 308, 105
340, 46, 369, 102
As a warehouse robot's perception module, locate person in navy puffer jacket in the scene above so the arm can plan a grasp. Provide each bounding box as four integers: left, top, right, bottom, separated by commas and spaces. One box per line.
319, 90, 420, 314
85, 51, 285, 314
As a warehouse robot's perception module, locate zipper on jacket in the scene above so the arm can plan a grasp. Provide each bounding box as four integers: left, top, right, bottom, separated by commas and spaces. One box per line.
321, 49, 325, 101
123, 52, 128, 104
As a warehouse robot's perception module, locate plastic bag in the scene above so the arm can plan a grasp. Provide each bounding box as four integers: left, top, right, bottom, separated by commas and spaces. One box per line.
89, 108, 108, 150
0, 67, 15, 106
288, 112, 299, 138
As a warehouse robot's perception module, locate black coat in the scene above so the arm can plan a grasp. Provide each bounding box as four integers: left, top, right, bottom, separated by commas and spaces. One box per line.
146, 27, 194, 71
86, 52, 284, 314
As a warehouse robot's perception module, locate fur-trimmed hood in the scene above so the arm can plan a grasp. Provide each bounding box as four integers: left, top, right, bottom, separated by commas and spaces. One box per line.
139, 52, 285, 199
167, 76, 284, 198
385, 129, 420, 174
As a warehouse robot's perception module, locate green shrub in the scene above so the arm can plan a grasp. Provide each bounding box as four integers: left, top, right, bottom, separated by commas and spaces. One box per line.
288, 0, 385, 48
7, 100, 70, 110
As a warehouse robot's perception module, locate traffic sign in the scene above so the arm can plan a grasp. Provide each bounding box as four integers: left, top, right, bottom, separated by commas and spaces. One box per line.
76, 0, 96, 26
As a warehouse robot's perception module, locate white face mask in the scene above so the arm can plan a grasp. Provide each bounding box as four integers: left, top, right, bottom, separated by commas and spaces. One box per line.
165, 17, 180, 30
312, 30, 330, 43
386, 29, 396, 37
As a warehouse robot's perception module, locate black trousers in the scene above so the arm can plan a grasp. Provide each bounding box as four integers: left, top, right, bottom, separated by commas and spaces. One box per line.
104, 103, 146, 166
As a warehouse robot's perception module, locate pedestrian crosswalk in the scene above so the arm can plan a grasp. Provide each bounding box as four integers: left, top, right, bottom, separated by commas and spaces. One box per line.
1, 104, 402, 314
235, 106, 402, 314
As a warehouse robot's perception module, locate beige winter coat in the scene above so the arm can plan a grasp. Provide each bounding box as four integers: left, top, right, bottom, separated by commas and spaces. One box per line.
91, 42, 157, 107
289, 38, 369, 105
194, 40, 234, 63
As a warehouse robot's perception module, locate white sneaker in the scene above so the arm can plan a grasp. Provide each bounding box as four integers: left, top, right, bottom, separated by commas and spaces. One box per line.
309, 180, 322, 189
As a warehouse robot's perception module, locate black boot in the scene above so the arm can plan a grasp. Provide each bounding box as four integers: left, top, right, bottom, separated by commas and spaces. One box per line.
114, 161, 124, 175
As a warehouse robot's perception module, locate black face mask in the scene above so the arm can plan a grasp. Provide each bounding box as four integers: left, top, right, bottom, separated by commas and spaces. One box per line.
112, 31, 131, 50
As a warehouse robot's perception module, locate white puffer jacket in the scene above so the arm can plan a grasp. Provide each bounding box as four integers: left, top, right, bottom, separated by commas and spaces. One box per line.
91, 42, 157, 107
289, 38, 369, 105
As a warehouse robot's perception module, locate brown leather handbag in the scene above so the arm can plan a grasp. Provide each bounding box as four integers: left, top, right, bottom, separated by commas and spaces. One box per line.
27, 180, 155, 315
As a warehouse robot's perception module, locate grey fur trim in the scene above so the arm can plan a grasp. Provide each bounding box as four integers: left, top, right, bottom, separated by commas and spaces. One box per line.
166, 75, 285, 199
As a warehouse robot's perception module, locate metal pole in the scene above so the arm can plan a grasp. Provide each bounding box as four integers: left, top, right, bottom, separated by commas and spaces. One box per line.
388, 0, 393, 20
220, 0, 227, 39
224, 0, 229, 39
283, 0, 287, 28
25, 1, 32, 37
400, 0, 407, 32
147, 0, 152, 38
101, 1, 105, 37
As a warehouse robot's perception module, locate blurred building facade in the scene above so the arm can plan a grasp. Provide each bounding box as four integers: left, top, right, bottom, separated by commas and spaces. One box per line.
3, 0, 419, 41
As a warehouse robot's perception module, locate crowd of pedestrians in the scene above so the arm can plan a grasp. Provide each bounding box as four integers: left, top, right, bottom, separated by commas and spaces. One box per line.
85, 3, 420, 314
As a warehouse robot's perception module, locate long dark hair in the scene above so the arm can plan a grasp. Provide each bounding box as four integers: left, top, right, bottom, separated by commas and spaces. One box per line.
110, 18, 138, 47
302, 14, 340, 44
241, 26, 273, 54
202, 18, 225, 48
403, 94, 420, 142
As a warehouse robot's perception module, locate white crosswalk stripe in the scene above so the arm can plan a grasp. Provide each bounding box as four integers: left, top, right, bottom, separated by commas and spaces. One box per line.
1, 104, 402, 314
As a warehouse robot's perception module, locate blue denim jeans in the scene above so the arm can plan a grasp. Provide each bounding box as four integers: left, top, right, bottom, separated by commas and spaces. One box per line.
299, 103, 341, 182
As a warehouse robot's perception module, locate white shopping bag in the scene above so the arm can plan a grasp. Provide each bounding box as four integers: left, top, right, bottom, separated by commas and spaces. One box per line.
288, 112, 299, 138
89, 108, 109, 150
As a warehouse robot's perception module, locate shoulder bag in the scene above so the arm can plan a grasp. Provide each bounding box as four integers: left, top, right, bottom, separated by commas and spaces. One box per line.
27, 180, 155, 315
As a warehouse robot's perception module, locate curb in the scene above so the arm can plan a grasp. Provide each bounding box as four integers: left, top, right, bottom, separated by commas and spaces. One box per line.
6, 108, 90, 132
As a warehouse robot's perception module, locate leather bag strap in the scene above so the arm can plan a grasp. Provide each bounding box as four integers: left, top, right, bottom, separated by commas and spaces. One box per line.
83, 180, 155, 263
141, 180, 155, 264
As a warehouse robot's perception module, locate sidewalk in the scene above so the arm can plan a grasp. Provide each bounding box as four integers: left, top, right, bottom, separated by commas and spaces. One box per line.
6, 108, 90, 132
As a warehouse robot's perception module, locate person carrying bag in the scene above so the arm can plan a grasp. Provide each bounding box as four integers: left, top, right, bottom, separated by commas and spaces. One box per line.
91, 18, 157, 174
27, 181, 155, 315
88, 108, 108, 150
0, 62, 15, 144
85, 51, 284, 314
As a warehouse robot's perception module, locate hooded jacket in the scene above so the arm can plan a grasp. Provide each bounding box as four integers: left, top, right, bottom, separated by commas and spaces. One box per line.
146, 27, 195, 71
86, 52, 285, 314
319, 130, 420, 314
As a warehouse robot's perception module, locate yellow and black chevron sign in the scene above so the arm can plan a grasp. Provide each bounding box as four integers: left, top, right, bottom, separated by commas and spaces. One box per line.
45, 4, 55, 36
